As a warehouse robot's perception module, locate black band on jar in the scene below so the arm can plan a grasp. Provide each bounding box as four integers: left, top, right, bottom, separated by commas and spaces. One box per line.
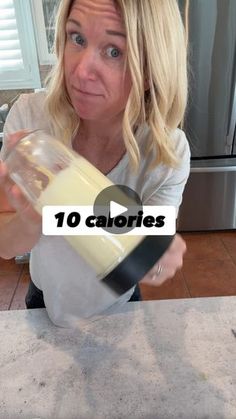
101, 235, 174, 295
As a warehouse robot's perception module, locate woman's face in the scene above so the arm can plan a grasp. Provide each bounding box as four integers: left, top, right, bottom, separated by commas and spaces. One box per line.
64, 0, 132, 122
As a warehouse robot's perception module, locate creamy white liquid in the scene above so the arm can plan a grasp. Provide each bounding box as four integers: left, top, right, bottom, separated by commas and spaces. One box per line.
36, 157, 143, 277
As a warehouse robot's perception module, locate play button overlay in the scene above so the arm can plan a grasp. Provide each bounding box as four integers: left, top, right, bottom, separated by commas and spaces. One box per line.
110, 201, 128, 218
93, 184, 143, 234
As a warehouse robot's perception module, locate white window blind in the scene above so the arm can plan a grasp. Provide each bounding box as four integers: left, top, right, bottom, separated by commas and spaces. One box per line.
0, 0, 23, 71
0, 0, 41, 90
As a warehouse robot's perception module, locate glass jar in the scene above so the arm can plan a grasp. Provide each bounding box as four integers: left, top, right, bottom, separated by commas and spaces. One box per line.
5, 130, 173, 295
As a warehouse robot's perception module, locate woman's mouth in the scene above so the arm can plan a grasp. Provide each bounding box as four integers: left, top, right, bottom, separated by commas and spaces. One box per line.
72, 86, 102, 97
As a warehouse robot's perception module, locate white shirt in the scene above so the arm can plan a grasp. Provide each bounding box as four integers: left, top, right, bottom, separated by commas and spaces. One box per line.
1, 92, 190, 327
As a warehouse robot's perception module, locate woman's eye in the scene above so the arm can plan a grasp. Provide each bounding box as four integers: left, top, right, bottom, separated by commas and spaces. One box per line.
106, 46, 121, 58
70, 33, 86, 46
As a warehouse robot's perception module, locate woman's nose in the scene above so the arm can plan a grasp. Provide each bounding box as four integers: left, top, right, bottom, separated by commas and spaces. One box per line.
74, 49, 98, 81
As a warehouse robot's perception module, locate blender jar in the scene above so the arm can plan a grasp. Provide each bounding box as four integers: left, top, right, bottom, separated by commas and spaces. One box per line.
5, 130, 173, 296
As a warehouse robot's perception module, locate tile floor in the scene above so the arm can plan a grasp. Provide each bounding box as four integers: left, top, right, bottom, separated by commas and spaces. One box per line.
0, 231, 235, 311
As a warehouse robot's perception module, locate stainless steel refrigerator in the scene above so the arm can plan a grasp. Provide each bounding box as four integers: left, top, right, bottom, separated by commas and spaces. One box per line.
177, 0, 236, 231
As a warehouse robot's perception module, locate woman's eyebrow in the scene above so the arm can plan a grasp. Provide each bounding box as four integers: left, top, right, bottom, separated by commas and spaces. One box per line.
67, 18, 126, 38
106, 29, 126, 38
67, 18, 82, 27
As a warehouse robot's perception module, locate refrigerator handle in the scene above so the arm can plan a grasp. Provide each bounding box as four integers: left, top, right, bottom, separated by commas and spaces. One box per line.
226, 81, 236, 150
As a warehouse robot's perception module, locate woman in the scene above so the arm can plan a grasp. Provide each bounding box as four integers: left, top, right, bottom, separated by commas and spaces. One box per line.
0, 0, 190, 326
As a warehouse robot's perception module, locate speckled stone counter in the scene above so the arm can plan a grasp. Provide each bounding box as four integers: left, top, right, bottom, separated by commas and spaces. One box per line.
0, 297, 236, 419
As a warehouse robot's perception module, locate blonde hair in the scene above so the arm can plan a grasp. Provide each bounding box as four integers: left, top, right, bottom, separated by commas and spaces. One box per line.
45, 0, 189, 170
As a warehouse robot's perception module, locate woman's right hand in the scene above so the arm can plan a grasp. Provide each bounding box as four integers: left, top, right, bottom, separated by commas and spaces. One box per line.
0, 160, 41, 225
0, 131, 42, 258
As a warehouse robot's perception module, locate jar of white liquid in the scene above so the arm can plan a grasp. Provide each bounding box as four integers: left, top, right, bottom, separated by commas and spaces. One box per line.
5, 130, 173, 296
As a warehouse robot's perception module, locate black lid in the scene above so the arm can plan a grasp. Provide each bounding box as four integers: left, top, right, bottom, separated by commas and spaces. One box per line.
101, 235, 174, 295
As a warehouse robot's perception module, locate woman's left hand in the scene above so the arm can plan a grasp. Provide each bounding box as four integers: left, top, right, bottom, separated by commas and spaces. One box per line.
139, 234, 186, 287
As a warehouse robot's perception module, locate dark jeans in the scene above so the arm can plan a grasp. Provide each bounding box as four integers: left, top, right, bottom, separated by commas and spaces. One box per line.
25, 280, 46, 309
25, 280, 142, 309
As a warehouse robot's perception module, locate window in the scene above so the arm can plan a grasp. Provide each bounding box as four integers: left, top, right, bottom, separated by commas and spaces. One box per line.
0, 0, 41, 90
31, 0, 59, 65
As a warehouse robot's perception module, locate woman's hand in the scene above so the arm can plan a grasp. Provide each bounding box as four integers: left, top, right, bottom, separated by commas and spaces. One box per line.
0, 160, 41, 225
140, 234, 186, 287
0, 131, 42, 258
0, 130, 40, 222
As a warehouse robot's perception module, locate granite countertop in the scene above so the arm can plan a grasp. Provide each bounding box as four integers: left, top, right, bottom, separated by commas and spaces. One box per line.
0, 297, 236, 419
